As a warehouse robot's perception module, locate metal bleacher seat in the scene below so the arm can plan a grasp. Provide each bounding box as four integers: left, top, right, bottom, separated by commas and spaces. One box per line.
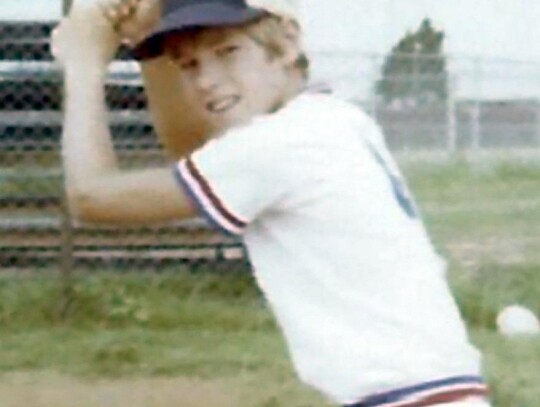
0, 20, 244, 270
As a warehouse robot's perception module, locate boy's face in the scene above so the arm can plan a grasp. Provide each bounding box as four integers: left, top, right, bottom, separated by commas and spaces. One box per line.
166, 27, 293, 134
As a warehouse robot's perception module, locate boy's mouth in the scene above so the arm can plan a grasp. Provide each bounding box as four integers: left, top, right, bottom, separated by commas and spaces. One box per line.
206, 96, 240, 114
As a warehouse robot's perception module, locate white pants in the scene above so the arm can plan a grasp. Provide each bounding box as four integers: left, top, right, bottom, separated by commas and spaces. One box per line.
440, 400, 491, 407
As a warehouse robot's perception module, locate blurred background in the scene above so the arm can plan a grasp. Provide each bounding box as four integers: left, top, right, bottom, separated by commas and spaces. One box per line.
0, 1, 538, 406
1, 0, 538, 269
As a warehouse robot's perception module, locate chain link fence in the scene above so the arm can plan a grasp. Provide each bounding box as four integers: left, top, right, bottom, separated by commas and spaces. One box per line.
310, 51, 540, 154
0, 19, 248, 280
1, 17, 539, 275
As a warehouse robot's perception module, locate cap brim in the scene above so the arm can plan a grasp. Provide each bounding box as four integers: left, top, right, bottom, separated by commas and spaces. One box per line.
132, 3, 266, 61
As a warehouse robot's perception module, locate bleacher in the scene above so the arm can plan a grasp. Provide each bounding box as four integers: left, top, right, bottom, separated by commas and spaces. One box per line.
0, 21, 244, 269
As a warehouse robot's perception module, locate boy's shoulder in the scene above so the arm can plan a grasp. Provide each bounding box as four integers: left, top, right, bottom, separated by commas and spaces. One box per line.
263, 91, 367, 125
211, 91, 378, 154
264, 91, 377, 140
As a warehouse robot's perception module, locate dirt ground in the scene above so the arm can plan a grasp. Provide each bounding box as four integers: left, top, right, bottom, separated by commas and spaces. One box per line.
0, 372, 249, 407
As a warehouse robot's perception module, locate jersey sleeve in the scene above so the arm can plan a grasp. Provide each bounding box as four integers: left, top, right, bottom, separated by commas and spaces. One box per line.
173, 123, 295, 236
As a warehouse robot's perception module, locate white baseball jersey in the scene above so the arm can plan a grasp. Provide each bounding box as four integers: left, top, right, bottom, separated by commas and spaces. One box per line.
440, 400, 492, 407
174, 92, 489, 406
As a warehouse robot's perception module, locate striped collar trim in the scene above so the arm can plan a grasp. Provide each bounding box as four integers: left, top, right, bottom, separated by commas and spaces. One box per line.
347, 376, 489, 407
175, 157, 247, 236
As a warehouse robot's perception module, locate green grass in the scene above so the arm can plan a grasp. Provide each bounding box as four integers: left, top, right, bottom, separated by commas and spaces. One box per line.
475, 330, 540, 406
406, 158, 540, 406
1, 158, 540, 406
405, 158, 540, 264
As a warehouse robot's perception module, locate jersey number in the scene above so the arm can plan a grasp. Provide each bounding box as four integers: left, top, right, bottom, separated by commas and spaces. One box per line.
366, 143, 418, 219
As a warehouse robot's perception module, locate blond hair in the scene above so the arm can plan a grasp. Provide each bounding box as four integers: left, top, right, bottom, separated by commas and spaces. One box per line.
162, 15, 310, 78
243, 15, 309, 77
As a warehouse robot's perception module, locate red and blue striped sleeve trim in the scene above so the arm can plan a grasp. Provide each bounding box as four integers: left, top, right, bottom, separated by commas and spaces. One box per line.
346, 375, 489, 407
174, 157, 248, 236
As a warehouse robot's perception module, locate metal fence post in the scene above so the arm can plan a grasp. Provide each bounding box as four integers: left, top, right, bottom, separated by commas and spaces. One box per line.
470, 58, 483, 157
57, 0, 76, 319
370, 54, 379, 120
470, 101, 481, 156
446, 74, 457, 155
412, 46, 419, 101
536, 100, 540, 147
62, 0, 73, 15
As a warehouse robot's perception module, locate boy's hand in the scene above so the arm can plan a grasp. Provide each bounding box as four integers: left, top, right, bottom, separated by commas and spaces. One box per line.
102, 0, 161, 47
50, 0, 121, 70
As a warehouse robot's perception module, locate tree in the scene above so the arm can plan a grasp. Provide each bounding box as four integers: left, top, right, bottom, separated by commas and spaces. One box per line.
375, 18, 448, 106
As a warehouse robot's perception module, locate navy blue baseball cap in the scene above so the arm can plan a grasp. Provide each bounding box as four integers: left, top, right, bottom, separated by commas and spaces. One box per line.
132, 0, 269, 60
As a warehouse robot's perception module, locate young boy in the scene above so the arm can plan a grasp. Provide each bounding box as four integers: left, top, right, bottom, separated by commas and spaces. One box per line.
51, 0, 492, 405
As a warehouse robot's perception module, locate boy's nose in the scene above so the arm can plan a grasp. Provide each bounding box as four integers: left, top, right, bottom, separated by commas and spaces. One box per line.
195, 62, 225, 92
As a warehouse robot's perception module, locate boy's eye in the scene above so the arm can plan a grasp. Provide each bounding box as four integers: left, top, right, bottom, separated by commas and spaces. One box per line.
178, 59, 198, 71
218, 45, 240, 57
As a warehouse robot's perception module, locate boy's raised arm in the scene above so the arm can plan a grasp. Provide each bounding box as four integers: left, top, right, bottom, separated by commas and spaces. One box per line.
140, 57, 208, 159
101, 0, 208, 159
52, 1, 195, 224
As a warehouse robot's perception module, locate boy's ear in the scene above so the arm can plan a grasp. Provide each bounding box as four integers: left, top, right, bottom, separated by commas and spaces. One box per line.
280, 19, 302, 67
282, 43, 300, 67
282, 18, 301, 40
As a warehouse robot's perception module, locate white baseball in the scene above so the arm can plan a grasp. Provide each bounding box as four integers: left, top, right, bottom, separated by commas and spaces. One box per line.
496, 305, 540, 337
